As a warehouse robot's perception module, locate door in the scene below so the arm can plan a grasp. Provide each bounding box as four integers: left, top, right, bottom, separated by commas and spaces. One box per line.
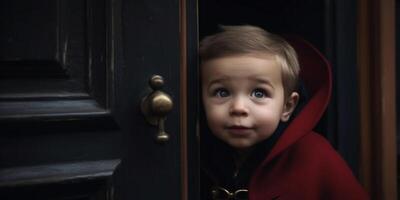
0, 0, 198, 199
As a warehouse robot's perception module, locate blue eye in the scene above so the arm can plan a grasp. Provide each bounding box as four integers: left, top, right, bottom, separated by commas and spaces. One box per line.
251, 88, 267, 98
214, 88, 230, 97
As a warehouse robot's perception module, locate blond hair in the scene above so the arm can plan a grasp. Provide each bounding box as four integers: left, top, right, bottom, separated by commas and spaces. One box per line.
199, 25, 300, 98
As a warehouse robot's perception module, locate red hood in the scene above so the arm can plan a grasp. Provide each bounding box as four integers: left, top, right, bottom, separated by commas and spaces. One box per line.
261, 37, 332, 165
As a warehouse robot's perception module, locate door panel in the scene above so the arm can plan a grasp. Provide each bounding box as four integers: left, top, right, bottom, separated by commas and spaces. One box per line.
0, 0, 117, 165
0, 0, 189, 199
0, 0, 109, 104
0, 0, 120, 199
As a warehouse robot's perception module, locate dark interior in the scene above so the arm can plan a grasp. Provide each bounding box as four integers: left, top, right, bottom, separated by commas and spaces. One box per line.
199, 0, 327, 51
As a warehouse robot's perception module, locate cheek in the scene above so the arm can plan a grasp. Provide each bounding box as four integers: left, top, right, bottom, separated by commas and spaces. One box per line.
252, 107, 282, 126
203, 103, 226, 132
204, 104, 224, 122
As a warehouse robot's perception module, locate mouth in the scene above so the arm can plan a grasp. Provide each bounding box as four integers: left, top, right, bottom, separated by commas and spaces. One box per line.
225, 125, 253, 136
227, 125, 251, 129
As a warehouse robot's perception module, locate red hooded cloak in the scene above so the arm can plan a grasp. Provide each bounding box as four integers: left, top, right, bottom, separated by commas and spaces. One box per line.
248, 37, 369, 200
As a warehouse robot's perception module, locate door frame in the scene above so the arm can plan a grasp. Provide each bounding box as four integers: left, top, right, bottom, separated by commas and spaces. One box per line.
180, 0, 199, 199
357, 0, 397, 198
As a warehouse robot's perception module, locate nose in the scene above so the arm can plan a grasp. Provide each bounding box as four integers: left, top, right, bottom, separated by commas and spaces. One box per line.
229, 96, 249, 116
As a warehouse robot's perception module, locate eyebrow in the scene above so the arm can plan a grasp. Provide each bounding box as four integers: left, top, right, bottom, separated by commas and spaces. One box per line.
207, 77, 229, 86
249, 77, 275, 89
206, 76, 275, 89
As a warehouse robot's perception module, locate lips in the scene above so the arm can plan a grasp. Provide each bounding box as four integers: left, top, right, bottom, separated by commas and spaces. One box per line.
226, 125, 253, 136
228, 125, 251, 129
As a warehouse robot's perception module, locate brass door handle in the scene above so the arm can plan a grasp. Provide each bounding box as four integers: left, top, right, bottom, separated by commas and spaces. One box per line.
141, 75, 173, 143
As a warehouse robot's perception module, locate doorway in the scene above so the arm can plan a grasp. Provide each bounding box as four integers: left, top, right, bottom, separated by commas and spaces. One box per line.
198, 0, 361, 192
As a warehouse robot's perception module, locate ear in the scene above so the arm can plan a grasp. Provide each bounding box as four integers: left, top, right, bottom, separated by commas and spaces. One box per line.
280, 92, 299, 122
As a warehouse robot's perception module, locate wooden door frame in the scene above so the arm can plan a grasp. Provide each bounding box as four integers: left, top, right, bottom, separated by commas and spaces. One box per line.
180, 0, 199, 199
358, 0, 397, 199
180, 0, 188, 199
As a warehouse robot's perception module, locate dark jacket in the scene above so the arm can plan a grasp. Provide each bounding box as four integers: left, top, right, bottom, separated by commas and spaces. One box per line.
201, 37, 369, 200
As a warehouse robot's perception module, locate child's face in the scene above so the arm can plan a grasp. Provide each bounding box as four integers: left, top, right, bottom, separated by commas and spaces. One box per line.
201, 54, 298, 151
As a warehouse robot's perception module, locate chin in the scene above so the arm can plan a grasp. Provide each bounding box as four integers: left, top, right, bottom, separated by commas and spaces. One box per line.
229, 141, 253, 150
